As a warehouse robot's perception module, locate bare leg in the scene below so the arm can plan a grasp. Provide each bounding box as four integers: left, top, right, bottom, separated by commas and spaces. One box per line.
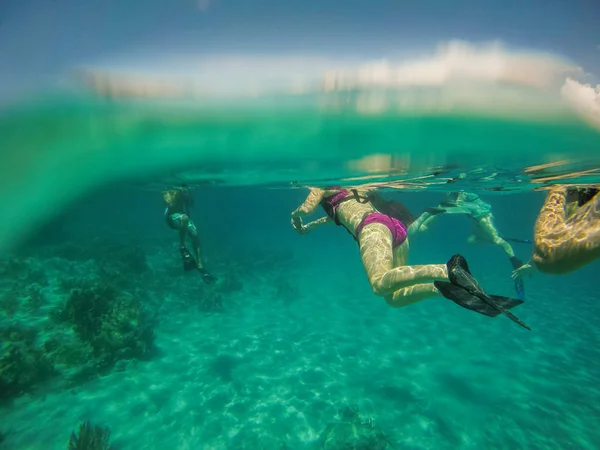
475, 214, 515, 258
409, 210, 441, 234
475, 213, 525, 298
178, 215, 189, 248
191, 238, 204, 269
187, 220, 205, 269
386, 237, 443, 307
385, 284, 442, 307
358, 223, 448, 305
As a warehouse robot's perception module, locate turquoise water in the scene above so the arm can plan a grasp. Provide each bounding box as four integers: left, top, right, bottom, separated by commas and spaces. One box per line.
2, 91, 600, 252
1, 91, 600, 448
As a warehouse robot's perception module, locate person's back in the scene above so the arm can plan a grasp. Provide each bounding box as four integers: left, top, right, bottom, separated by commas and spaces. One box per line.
163, 189, 189, 215
532, 186, 600, 274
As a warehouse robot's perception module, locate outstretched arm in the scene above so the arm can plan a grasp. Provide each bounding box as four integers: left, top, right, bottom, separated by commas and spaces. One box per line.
291, 188, 325, 218
291, 188, 326, 234
294, 216, 333, 235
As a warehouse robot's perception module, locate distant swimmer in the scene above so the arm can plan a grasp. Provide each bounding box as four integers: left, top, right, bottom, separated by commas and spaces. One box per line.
513, 186, 600, 278
162, 184, 217, 284
409, 191, 526, 300
291, 186, 530, 330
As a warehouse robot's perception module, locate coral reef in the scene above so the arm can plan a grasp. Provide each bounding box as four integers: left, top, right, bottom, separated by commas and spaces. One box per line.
0, 240, 294, 407
1, 283, 45, 317
0, 293, 19, 317
0, 326, 55, 402
98, 243, 150, 275
38, 239, 149, 272
0, 256, 48, 286
68, 420, 111, 450
24, 284, 46, 312
57, 279, 155, 371
0, 245, 156, 404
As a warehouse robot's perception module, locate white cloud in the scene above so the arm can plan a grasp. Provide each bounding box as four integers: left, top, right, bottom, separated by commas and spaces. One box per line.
319, 41, 586, 118
78, 55, 360, 98
560, 78, 600, 129
77, 40, 598, 121
323, 40, 579, 91
88, 41, 580, 94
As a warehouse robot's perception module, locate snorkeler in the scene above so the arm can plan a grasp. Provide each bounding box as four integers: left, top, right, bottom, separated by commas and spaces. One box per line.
291, 187, 530, 330
162, 184, 217, 284
408, 191, 526, 300
512, 186, 600, 278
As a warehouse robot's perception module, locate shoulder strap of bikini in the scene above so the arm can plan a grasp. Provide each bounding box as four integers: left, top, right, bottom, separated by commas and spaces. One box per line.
351, 189, 370, 204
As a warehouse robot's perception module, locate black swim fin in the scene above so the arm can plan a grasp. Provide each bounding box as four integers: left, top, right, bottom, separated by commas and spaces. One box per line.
198, 268, 218, 285
180, 247, 218, 284
180, 246, 197, 272
434, 254, 531, 331
434, 281, 523, 317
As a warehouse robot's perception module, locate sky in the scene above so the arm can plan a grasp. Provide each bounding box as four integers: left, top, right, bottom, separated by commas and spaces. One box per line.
0, 0, 599, 90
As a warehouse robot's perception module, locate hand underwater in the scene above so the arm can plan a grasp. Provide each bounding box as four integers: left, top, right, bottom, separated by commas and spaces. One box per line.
291, 216, 306, 235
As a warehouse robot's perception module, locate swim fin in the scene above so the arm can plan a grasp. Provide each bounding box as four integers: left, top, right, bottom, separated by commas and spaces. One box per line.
434, 281, 524, 317
180, 247, 218, 284
180, 246, 197, 272
434, 254, 531, 330
198, 268, 218, 285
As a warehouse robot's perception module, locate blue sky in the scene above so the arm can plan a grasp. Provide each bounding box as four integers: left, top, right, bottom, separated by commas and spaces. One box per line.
0, 0, 599, 94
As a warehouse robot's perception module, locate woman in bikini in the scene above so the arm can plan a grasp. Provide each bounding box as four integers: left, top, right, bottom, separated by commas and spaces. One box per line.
163, 184, 217, 284
290, 186, 529, 329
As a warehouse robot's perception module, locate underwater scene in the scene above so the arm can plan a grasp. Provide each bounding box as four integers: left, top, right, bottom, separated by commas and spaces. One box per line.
2, 1, 600, 449
2, 94, 600, 449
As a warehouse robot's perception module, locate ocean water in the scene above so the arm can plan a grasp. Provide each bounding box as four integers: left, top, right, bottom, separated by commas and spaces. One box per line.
1, 91, 600, 449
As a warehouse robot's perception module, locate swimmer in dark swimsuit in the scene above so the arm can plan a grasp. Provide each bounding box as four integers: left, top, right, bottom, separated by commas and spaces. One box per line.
409, 191, 526, 300
513, 185, 600, 278
291, 186, 530, 329
162, 185, 217, 284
